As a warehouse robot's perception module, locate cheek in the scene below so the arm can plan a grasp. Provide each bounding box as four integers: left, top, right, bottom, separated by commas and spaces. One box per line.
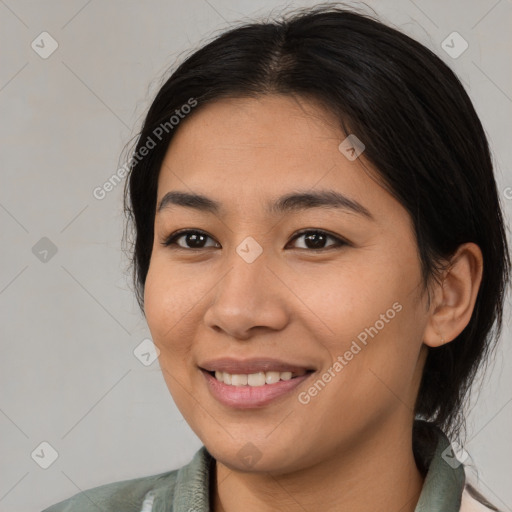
143, 264, 169, 341
144, 264, 197, 407
144, 259, 187, 354
313, 251, 423, 383
301, 258, 398, 342
144, 255, 213, 367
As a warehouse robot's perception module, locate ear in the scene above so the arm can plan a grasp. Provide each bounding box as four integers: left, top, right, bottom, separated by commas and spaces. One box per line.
423, 242, 483, 348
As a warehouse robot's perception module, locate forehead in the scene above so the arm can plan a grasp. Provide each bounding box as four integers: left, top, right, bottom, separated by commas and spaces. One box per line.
155, 95, 394, 221
163, 94, 342, 160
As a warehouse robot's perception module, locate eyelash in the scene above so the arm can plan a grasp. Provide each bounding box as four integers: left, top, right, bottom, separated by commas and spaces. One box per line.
160, 228, 348, 252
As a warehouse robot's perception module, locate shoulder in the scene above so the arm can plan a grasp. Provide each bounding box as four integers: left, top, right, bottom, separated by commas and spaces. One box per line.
460, 484, 500, 512
40, 468, 179, 512
40, 446, 214, 512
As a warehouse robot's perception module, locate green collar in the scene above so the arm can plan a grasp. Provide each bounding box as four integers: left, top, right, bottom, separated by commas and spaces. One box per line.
414, 427, 466, 511
152, 428, 465, 511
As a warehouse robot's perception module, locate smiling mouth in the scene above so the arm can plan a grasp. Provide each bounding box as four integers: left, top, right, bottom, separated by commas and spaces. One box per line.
206, 369, 314, 387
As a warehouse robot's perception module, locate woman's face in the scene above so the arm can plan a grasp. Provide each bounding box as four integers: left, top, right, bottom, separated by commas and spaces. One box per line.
144, 94, 431, 472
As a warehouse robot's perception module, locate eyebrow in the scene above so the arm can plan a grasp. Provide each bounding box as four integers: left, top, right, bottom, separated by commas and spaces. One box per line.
156, 189, 374, 220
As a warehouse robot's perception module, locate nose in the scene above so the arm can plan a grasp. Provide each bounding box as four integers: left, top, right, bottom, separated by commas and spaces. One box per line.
203, 246, 290, 340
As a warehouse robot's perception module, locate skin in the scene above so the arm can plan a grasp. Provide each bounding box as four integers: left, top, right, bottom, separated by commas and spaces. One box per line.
143, 94, 483, 512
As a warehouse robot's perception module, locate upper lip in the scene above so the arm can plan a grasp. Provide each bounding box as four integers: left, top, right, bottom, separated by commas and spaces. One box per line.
199, 357, 315, 375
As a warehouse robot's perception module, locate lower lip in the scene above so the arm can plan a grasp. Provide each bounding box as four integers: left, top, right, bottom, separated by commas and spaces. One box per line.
201, 369, 313, 409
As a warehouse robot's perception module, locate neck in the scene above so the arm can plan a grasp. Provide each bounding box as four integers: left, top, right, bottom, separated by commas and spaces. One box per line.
211, 419, 424, 512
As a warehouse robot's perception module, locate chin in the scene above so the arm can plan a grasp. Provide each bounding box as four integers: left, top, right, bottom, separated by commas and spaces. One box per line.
203, 434, 310, 474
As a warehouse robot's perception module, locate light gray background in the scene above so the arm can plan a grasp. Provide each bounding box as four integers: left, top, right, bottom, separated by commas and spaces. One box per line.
1, 1, 511, 511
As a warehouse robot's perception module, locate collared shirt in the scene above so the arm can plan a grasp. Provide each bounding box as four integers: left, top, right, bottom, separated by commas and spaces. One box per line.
41, 428, 495, 512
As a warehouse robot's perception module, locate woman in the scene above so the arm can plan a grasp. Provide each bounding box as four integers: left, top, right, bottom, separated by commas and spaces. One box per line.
42, 3, 510, 511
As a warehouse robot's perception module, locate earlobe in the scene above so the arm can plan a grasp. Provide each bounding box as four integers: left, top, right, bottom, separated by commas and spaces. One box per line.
423, 242, 483, 349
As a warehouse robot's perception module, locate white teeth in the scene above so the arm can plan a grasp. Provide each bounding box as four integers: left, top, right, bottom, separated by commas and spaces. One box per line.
265, 371, 281, 384
231, 374, 248, 386
214, 370, 301, 386
248, 372, 266, 386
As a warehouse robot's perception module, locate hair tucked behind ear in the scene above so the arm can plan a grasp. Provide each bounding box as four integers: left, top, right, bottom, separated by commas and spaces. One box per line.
412, 420, 439, 477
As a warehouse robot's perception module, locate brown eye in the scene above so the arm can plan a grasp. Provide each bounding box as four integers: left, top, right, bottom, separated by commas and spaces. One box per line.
161, 228, 347, 251
287, 230, 347, 250
162, 230, 219, 249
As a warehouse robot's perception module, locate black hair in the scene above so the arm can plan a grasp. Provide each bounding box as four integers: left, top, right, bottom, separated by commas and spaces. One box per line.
123, 1, 510, 480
